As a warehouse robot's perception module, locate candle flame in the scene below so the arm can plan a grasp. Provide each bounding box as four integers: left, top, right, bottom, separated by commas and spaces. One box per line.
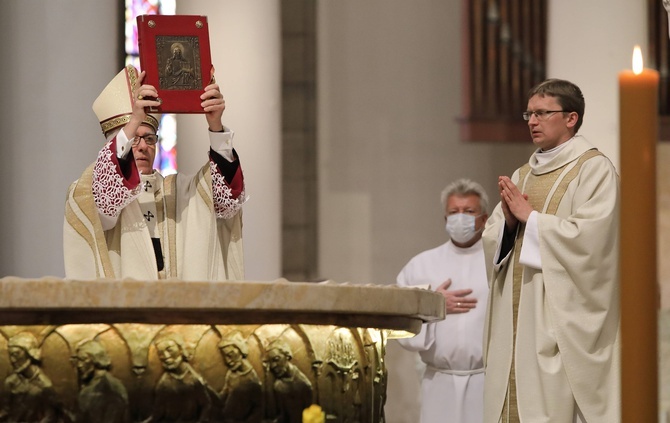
632, 45, 643, 75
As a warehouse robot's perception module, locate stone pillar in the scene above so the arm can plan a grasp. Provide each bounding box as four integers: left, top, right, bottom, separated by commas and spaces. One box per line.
0, 0, 118, 277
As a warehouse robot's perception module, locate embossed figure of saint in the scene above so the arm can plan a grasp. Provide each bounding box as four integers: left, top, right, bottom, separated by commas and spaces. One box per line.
217, 332, 263, 423
74, 340, 129, 423
265, 339, 313, 423
165, 43, 195, 87
0, 332, 64, 423
143, 333, 212, 423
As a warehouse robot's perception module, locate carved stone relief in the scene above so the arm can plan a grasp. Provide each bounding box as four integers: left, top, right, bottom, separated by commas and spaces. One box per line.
0, 324, 387, 423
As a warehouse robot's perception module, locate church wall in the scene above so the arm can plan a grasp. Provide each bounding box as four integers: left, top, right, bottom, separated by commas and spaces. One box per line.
0, 0, 119, 278
316, 0, 533, 289
547, 0, 646, 172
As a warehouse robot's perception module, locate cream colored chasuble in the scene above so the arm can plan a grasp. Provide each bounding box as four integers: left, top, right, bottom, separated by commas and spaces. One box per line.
65, 162, 244, 281
138, 173, 167, 278
482, 136, 621, 423
503, 150, 601, 422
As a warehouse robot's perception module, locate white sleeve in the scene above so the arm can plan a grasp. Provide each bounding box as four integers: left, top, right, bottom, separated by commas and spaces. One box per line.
209, 126, 235, 162
116, 129, 133, 159
93, 137, 141, 230
396, 321, 436, 352
395, 265, 437, 352
519, 210, 542, 269
99, 213, 119, 231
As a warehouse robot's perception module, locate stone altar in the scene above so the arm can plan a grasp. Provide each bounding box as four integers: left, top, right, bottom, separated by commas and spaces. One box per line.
0, 277, 444, 423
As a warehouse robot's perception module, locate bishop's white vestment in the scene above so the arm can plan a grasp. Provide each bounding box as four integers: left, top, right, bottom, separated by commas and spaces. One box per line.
64, 129, 245, 281
397, 239, 488, 423
481, 135, 620, 423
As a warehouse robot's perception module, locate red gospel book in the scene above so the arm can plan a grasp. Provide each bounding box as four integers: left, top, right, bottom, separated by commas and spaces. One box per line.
137, 14, 213, 113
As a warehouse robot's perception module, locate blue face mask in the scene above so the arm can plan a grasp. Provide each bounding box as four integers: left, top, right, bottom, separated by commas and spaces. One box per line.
445, 213, 482, 244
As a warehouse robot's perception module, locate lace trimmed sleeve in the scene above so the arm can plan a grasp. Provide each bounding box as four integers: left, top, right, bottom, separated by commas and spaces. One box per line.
210, 161, 246, 219
92, 140, 141, 218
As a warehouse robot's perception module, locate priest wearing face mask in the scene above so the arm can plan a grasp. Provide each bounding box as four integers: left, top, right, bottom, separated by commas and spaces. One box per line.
395, 178, 489, 423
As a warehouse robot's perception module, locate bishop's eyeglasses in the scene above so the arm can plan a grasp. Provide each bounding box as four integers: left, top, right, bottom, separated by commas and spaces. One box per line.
132, 134, 159, 146
522, 110, 567, 121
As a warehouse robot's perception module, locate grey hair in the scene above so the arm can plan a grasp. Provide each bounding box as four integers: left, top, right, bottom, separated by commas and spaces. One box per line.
440, 178, 489, 213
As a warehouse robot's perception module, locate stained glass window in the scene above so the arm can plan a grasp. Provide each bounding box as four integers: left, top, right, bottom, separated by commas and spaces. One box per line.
124, 0, 178, 175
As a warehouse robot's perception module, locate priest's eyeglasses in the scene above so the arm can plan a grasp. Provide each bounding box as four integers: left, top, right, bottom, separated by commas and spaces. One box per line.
522, 110, 566, 121
132, 134, 159, 146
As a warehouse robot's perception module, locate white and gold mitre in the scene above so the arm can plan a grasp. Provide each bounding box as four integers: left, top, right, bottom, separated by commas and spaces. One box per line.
92, 65, 159, 136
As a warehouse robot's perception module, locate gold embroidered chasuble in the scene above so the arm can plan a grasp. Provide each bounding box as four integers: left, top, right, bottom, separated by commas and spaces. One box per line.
482, 136, 621, 423
64, 162, 244, 281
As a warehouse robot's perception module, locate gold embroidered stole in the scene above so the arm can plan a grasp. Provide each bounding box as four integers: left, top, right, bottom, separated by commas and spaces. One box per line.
501, 149, 602, 423
158, 166, 213, 280
162, 174, 178, 279
65, 164, 115, 278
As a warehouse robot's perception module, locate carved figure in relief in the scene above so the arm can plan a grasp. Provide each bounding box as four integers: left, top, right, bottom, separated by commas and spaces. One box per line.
143, 333, 212, 423
165, 42, 195, 87
217, 331, 263, 423
362, 330, 386, 423
322, 330, 361, 423
265, 339, 313, 423
0, 332, 65, 423
74, 340, 130, 423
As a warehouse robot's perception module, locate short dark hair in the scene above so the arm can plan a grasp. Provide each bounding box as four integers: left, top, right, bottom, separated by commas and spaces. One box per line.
528, 79, 585, 133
